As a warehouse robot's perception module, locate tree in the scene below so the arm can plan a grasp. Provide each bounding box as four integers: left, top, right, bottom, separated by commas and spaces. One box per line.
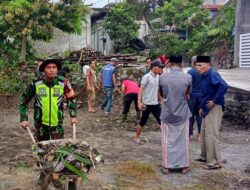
148, 0, 210, 60
102, 2, 140, 52
207, 0, 236, 47
0, 0, 88, 61
125, 0, 165, 32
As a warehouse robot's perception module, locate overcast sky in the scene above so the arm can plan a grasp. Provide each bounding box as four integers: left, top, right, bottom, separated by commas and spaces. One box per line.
84, 0, 119, 8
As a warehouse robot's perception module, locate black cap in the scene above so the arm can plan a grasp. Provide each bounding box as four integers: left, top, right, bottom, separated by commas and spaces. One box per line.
151, 60, 164, 68
39, 59, 62, 72
169, 55, 182, 64
196, 56, 211, 63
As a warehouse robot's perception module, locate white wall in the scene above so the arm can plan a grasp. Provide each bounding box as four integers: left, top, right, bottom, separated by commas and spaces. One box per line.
91, 20, 149, 55
136, 20, 150, 39
34, 15, 91, 55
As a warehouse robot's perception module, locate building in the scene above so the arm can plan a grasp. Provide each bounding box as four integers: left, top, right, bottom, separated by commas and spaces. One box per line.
91, 4, 150, 55
234, 0, 250, 67
203, 0, 229, 18
91, 7, 112, 55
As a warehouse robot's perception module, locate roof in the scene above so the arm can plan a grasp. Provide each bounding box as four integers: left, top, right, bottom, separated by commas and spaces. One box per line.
203, 5, 223, 10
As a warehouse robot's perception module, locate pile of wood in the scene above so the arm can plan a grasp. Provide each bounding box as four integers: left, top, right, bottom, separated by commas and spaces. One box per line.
70, 48, 104, 59
66, 47, 140, 66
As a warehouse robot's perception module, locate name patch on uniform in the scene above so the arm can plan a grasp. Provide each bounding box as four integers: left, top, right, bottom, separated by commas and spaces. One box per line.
53, 88, 61, 97
38, 87, 47, 97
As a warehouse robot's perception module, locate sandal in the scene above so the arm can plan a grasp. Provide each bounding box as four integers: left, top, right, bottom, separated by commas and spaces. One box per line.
195, 158, 207, 163
202, 164, 222, 170
182, 167, 190, 174
161, 167, 169, 175
134, 137, 141, 144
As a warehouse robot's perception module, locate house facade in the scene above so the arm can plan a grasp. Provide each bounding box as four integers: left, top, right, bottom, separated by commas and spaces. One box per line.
234, 0, 250, 67
91, 5, 150, 55
203, 0, 229, 18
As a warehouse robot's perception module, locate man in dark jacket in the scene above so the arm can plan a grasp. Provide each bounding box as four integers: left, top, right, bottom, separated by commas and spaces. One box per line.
187, 56, 202, 139
195, 56, 228, 170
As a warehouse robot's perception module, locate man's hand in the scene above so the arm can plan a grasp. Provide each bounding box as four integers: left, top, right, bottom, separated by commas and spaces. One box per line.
114, 87, 120, 93
71, 117, 78, 125
138, 102, 143, 111
207, 100, 215, 109
199, 109, 203, 117
20, 121, 30, 129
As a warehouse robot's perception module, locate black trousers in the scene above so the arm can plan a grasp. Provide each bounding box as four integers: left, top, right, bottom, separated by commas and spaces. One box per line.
188, 96, 202, 135
139, 104, 161, 127
123, 93, 139, 114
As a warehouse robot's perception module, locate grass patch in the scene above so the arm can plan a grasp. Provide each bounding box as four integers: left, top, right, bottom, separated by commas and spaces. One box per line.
114, 160, 160, 189
183, 170, 250, 190
16, 164, 30, 172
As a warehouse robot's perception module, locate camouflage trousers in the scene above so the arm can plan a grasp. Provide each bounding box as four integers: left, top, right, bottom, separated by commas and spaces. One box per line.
35, 124, 64, 142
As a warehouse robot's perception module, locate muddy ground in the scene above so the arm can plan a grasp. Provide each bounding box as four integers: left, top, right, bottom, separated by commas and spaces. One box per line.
0, 94, 249, 190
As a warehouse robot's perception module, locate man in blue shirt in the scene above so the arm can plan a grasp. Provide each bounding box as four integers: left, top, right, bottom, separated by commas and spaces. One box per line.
195, 56, 228, 170
100, 58, 119, 116
187, 56, 202, 139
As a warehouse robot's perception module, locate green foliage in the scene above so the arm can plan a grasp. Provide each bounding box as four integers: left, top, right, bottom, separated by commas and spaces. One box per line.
0, 0, 88, 41
0, 0, 89, 60
0, 67, 34, 95
207, 0, 235, 46
120, 48, 137, 54
52, 1, 89, 35
157, 0, 205, 31
0, 0, 89, 94
0, 40, 20, 67
102, 2, 140, 52
149, 0, 235, 61
149, 34, 186, 56
56, 146, 92, 181
148, 0, 210, 60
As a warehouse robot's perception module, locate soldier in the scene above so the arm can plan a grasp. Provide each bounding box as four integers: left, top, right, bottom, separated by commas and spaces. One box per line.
19, 59, 77, 141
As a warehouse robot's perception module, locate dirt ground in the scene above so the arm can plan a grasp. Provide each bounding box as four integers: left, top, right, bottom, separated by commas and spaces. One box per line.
0, 95, 249, 190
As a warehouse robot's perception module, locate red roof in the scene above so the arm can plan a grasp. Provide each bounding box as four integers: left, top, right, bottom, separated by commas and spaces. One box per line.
202, 5, 223, 10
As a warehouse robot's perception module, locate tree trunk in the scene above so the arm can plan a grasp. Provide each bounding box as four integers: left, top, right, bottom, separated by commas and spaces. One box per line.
21, 36, 27, 61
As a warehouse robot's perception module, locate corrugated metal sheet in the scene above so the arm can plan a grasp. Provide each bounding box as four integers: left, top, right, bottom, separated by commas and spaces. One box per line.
240, 33, 250, 67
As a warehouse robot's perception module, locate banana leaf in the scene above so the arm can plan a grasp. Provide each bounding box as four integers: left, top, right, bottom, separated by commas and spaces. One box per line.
61, 158, 88, 181
56, 149, 92, 165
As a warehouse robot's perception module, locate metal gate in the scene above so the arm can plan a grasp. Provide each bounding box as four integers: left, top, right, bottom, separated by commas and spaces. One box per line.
240, 33, 250, 67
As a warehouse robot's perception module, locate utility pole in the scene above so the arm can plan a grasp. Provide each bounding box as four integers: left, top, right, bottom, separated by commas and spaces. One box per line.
233, 0, 242, 67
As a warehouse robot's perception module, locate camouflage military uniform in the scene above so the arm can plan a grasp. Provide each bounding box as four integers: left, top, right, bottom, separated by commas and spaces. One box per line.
19, 76, 77, 141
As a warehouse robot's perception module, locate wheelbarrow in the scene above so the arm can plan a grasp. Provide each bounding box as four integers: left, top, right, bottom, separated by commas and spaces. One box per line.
26, 124, 85, 190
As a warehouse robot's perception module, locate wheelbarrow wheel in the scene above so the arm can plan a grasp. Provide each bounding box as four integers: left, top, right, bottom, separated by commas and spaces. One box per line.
68, 181, 76, 190
67, 177, 83, 190
39, 172, 50, 190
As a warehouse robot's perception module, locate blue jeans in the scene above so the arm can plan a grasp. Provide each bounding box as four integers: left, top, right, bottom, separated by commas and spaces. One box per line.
188, 96, 202, 135
102, 87, 114, 113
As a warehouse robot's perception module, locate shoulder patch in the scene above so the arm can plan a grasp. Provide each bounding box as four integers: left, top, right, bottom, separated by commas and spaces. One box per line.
57, 75, 66, 81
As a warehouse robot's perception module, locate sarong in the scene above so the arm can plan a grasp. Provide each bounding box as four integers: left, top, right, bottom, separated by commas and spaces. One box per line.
161, 120, 189, 169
